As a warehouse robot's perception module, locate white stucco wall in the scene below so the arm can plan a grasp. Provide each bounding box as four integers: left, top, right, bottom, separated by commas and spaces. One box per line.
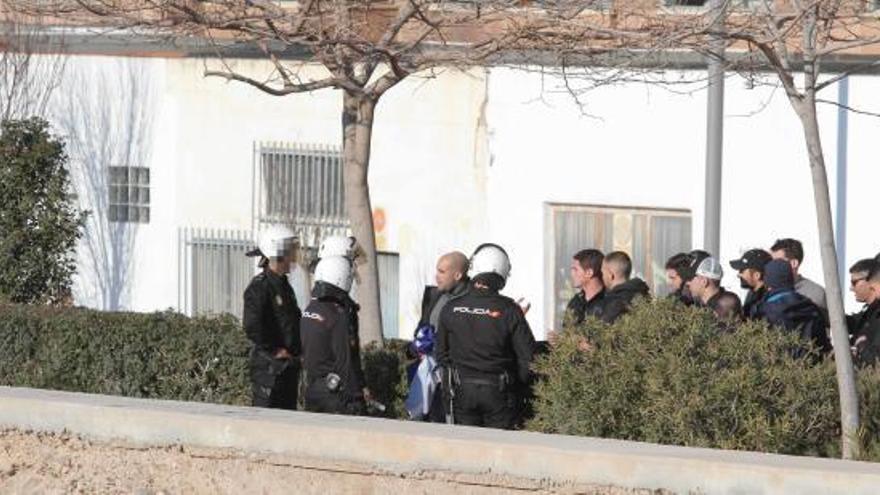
57, 55, 491, 333
52, 52, 877, 338
485, 68, 878, 336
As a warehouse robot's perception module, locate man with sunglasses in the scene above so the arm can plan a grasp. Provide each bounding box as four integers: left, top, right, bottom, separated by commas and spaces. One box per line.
846, 259, 880, 366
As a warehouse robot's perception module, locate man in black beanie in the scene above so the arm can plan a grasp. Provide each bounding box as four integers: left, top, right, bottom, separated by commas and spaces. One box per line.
758, 259, 831, 356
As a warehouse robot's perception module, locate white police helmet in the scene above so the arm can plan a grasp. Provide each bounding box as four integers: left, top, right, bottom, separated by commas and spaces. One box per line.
257, 225, 299, 260
314, 256, 354, 292
317, 235, 356, 259
469, 243, 511, 281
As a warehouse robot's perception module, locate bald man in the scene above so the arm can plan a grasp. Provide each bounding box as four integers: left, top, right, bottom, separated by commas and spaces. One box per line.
414, 251, 470, 422
419, 252, 470, 336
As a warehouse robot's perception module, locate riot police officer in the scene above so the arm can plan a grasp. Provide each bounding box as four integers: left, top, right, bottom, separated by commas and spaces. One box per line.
242, 225, 302, 410
300, 255, 370, 415
436, 243, 536, 429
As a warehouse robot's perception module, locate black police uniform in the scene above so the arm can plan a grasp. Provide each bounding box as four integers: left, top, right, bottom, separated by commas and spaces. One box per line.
300, 281, 367, 415
242, 268, 302, 409
436, 283, 535, 429
564, 289, 606, 327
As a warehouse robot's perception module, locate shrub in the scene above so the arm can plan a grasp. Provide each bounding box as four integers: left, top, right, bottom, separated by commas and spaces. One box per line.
0, 303, 411, 416
362, 339, 411, 419
0, 118, 87, 304
0, 303, 251, 405
528, 298, 880, 458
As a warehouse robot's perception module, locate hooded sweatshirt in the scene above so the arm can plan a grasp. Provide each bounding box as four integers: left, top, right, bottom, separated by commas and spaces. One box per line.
601, 278, 651, 324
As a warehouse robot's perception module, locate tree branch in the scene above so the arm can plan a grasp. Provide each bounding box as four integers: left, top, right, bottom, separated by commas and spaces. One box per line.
817, 98, 880, 118
203, 69, 355, 95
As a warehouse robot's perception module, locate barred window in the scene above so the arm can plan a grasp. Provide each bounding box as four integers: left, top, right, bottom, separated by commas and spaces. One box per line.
108, 166, 150, 223
259, 143, 345, 224
179, 228, 254, 319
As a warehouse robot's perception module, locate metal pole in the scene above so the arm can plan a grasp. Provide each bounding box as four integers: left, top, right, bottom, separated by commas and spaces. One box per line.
703, 0, 726, 256
835, 77, 849, 290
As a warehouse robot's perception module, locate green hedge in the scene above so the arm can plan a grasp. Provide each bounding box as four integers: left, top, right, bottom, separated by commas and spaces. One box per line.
0, 303, 409, 416
0, 304, 251, 404
6, 301, 879, 460
529, 298, 880, 460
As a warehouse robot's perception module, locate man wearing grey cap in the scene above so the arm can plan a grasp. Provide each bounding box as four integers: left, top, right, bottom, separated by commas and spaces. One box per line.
729, 248, 773, 320
687, 257, 742, 322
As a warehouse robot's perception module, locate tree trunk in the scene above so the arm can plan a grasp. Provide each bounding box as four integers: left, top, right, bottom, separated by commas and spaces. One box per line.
341, 91, 384, 347
794, 96, 861, 459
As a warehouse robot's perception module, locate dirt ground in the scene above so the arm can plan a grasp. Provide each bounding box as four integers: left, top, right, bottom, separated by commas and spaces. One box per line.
0, 429, 665, 495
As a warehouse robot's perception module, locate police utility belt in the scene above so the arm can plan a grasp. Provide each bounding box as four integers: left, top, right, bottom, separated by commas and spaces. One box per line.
451, 368, 511, 392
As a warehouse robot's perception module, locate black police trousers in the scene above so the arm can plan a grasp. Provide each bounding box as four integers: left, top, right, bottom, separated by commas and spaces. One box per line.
453, 382, 517, 429
250, 349, 299, 410
304, 382, 366, 416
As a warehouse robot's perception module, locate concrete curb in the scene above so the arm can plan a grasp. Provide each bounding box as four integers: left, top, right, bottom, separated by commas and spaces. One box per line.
1, 386, 878, 494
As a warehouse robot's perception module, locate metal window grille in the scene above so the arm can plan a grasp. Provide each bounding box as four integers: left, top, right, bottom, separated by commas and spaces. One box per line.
178, 227, 255, 319
108, 166, 150, 223
347, 251, 400, 338
545, 204, 692, 330
378, 252, 400, 338
256, 142, 345, 225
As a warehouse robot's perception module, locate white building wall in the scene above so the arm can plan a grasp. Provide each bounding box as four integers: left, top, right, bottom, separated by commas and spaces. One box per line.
842, 76, 880, 284
59, 55, 490, 335
485, 68, 877, 336
53, 52, 877, 337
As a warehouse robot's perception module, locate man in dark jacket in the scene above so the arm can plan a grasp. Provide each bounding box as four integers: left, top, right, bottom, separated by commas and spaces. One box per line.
758, 259, 831, 357
665, 252, 693, 305
242, 225, 302, 410
437, 243, 535, 429
565, 248, 606, 326
730, 248, 772, 320
414, 251, 470, 422
301, 256, 369, 415
848, 259, 880, 367
599, 251, 650, 324
419, 251, 471, 330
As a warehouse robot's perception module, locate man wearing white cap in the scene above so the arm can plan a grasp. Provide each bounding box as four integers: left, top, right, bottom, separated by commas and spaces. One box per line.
687, 257, 742, 322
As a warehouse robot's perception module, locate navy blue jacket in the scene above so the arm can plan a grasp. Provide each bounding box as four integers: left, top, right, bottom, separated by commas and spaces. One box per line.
759, 288, 831, 356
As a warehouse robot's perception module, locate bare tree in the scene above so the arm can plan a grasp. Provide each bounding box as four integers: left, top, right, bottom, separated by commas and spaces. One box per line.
502, 0, 880, 458
5, 0, 585, 346
682, 0, 880, 461
568, 0, 880, 458
0, 7, 65, 120
54, 59, 155, 310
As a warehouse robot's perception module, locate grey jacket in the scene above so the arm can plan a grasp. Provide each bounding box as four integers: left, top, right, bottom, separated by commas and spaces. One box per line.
795, 275, 827, 324
795, 275, 826, 310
